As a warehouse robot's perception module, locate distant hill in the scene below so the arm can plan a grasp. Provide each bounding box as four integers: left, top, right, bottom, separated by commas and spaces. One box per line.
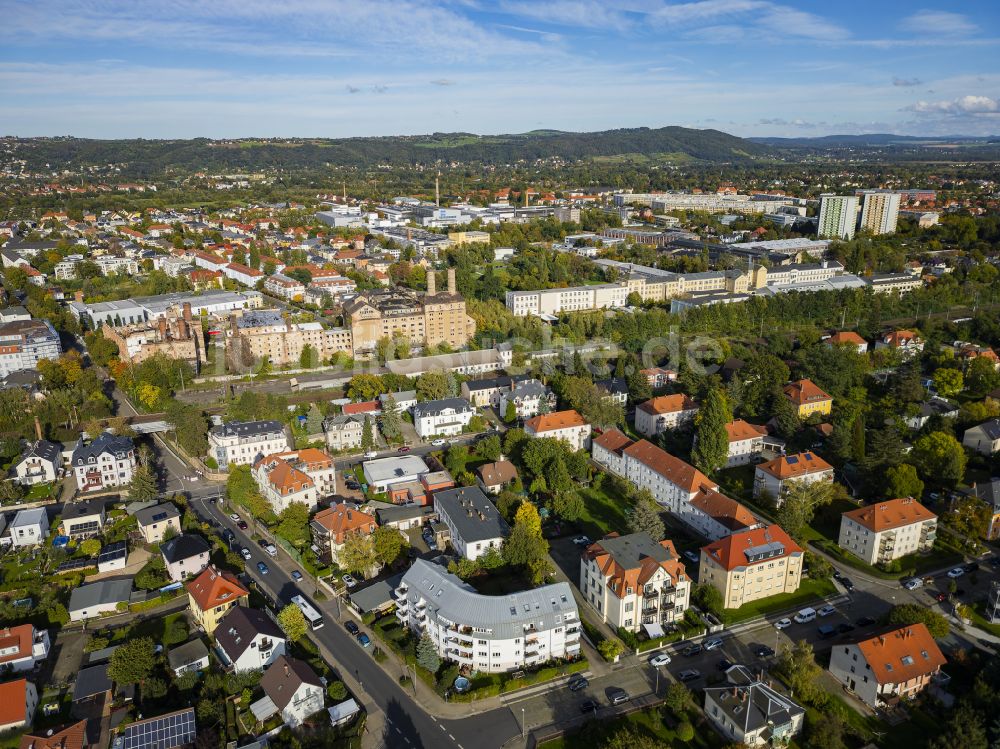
750, 133, 998, 147
10, 126, 775, 175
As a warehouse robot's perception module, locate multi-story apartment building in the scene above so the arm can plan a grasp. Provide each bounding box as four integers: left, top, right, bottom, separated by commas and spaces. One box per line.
412, 398, 475, 439
524, 410, 592, 451
461, 374, 531, 408
838, 497, 937, 566
699, 525, 803, 609
344, 270, 475, 356
754, 451, 834, 503
310, 503, 378, 566
433, 486, 509, 561
394, 559, 581, 673
505, 283, 629, 317
687, 487, 762, 541
817, 194, 859, 240
263, 274, 306, 301
858, 191, 901, 235
634, 394, 699, 437
783, 378, 833, 419
0, 318, 61, 378
627, 439, 714, 515
102, 303, 205, 371
208, 420, 291, 470
498, 379, 556, 419
229, 310, 353, 368
71, 432, 137, 492
828, 623, 946, 708
580, 532, 691, 633
722, 420, 768, 467
251, 448, 336, 514
323, 414, 364, 451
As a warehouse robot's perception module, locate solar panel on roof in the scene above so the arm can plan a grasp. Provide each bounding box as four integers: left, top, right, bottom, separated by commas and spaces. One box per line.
151, 512, 168, 522
114, 708, 196, 749
803, 454, 813, 461
786, 455, 799, 465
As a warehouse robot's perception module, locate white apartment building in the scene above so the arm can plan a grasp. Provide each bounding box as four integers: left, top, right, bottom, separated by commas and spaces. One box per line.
412, 398, 474, 439
580, 533, 691, 634
818, 194, 859, 240
497, 379, 555, 419
0, 318, 62, 378
699, 525, 803, 609
395, 559, 581, 674
838, 497, 937, 566
252, 448, 336, 514
208, 420, 291, 470
505, 283, 629, 317
634, 394, 699, 437
433, 486, 509, 561
323, 415, 364, 451
859, 191, 901, 235
754, 452, 834, 503
722, 420, 768, 467
524, 410, 592, 452
613, 435, 714, 515
71, 432, 137, 492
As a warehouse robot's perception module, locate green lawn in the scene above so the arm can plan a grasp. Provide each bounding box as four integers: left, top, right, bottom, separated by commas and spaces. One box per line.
970, 602, 1000, 637
576, 484, 630, 539
720, 577, 839, 625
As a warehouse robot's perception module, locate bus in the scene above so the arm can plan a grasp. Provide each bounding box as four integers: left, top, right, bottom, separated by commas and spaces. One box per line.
291, 594, 324, 630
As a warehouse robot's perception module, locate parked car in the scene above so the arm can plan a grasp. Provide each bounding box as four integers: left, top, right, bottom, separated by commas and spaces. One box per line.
818, 605, 836, 617
342, 574, 358, 588
291, 570, 303, 582
572, 536, 592, 546
229, 513, 241, 522
678, 669, 701, 682
357, 633, 371, 647
397, 446, 411, 453
856, 616, 877, 627
240, 547, 252, 561
364, 451, 378, 458
946, 567, 965, 579
754, 645, 775, 658
933, 592, 948, 602
774, 618, 792, 630
579, 699, 600, 714
902, 577, 923, 590
264, 544, 278, 558
836, 623, 855, 635
256, 561, 269, 575
682, 550, 699, 564
703, 638, 724, 651
568, 675, 589, 692
345, 621, 360, 636
840, 577, 855, 592
608, 688, 630, 705
431, 439, 447, 447
817, 624, 838, 639
716, 658, 734, 671
964, 562, 979, 573
682, 644, 703, 657
649, 653, 671, 667
237, 520, 248, 530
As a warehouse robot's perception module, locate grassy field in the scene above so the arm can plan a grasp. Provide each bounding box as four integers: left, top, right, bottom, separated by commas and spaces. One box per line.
721, 577, 839, 625
576, 484, 630, 539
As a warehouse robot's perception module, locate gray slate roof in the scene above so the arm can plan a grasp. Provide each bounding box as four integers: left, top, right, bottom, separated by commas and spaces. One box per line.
704, 665, 805, 736
592, 532, 677, 569
209, 420, 285, 439
160, 534, 211, 564
969, 418, 1000, 441
73, 663, 112, 701
433, 486, 508, 543
412, 397, 473, 419
135, 502, 181, 527
17, 439, 60, 465
72, 432, 134, 466
68, 578, 133, 613
216, 606, 284, 661
167, 638, 209, 671
261, 655, 323, 709
400, 559, 577, 640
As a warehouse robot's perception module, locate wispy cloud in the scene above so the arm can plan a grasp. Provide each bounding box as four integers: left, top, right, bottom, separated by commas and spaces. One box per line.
893, 77, 922, 87
905, 95, 999, 115
430, 79, 456, 86
497, 1, 633, 31
899, 10, 976, 37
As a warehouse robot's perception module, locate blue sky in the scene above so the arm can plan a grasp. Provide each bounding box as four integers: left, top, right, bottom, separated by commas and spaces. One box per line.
2, 0, 998, 139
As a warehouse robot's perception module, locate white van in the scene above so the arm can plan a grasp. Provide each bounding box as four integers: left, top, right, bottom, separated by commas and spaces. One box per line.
793, 607, 817, 624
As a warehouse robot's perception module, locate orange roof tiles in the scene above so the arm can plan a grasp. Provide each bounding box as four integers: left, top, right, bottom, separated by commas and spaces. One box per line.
725, 419, 768, 442
842, 497, 936, 533
882, 330, 920, 346
185, 565, 248, 612
343, 400, 379, 416
524, 409, 587, 433
584, 534, 687, 597
689, 488, 759, 533
701, 524, 801, 571
0, 678, 30, 726
621, 439, 713, 494
855, 623, 946, 685
638, 394, 698, 416
313, 504, 377, 545
592, 428, 634, 454
756, 451, 833, 479
829, 331, 867, 346
783, 378, 832, 406
19, 720, 88, 749
0, 625, 32, 666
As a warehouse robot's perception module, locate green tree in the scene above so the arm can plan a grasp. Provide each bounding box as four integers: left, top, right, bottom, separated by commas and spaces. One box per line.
379, 395, 402, 442
777, 639, 825, 704
416, 634, 441, 673
776, 479, 841, 541
675, 721, 694, 742
886, 604, 949, 637
226, 465, 272, 518
552, 490, 584, 522
912, 431, 967, 486
626, 491, 665, 540
692, 583, 723, 616
361, 416, 374, 451
946, 496, 990, 539
327, 681, 348, 701
339, 531, 377, 577
79, 538, 102, 556
691, 388, 730, 475
504, 400, 518, 423
772, 386, 801, 438
513, 501, 543, 538
346, 374, 385, 401
932, 367, 964, 398
275, 502, 311, 546
884, 463, 924, 499
127, 464, 158, 502
739, 353, 790, 417
107, 637, 156, 685
298, 344, 316, 369
598, 639, 624, 661
277, 604, 308, 642
966, 356, 1000, 396
416, 372, 449, 401
476, 434, 502, 462
664, 682, 694, 716
372, 526, 406, 566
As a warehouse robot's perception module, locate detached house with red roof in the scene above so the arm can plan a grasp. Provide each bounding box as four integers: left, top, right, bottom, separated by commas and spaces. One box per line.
838, 497, 937, 566
310, 503, 378, 566
874, 329, 924, 359
828, 623, 946, 708
722, 419, 769, 466
634, 394, 699, 438
826, 331, 868, 353
783, 378, 833, 419
524, 409, 592, 452
252, 448, 336, 514
186, 565, 249, 634
699, 525, 803, 609
0, 624, 50, 673
580, 532, 691, 634
0, 678, 37, 733
754, 451, 834, 503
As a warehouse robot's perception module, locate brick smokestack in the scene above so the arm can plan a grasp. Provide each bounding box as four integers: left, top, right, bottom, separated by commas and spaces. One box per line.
158, 316, 167, 339
183, 302, 192, 322
447, 268, 456, 295
426, 270, 436, 297
34, 415, 42, 441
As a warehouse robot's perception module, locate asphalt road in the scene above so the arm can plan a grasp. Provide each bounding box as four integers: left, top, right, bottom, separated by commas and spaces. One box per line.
189, 494, 523, 749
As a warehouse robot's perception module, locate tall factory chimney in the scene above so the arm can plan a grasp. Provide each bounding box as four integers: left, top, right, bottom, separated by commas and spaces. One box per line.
447, 268, 456, 295
426, 270, 436, 297
435, 171, 441, 207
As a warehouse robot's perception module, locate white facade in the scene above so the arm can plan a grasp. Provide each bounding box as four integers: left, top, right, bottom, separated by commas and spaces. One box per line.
208, 420, 291, 470
505, 283, 629, 317
71, 433, 137, 492
8, 509, 49, 548
818, 194, 859, 240
412, 398, 474, 439
634, 397, 698, 438
524, 411, 592, 452
0, 680, 37, 733
838, 499, 937, 566
395, 559, 581, 673
0, 625, 50, 673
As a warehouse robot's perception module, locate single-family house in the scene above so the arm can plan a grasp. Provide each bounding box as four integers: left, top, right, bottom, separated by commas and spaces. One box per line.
0, 624, 50, 673
216, 606, 287, 673
135, 502, 182, 544
723, 420, 768, 467
58, 500, 105, 539
905, 397, 960, 430
12, 439, 60, 486
524, 410, 592, 452
167, 639, 210, 677
255, 656, 325, 728
826, 331, 868, 353
782, 379, 833, 419
963, 418, 1000, 456
0, 678, 37, 733
753, 451, 834, 503
161, 534, 212, 582
186, 565, 249, 634
9, 508, 49, 548
68, 578, 133, 621
476, 460, 518, 494
703, 665, 805, 747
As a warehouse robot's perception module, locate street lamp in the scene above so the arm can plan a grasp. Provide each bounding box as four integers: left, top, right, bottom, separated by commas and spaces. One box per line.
521, 708, 525, 739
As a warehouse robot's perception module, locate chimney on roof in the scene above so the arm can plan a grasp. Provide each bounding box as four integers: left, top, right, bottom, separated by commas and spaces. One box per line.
33, 415, 42, 441
183, 302, 192, 322
447, 268, 456, 294
427, 270, 436, 297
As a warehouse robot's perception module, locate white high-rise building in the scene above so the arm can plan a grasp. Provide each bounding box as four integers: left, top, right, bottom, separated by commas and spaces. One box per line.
817, 195, 859, 240
859, 191, 901, 235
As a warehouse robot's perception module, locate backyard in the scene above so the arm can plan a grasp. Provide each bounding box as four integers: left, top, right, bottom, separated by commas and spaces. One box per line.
719, 577, 839, 625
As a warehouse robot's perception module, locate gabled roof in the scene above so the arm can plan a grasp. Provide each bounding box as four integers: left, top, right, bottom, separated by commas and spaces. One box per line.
18, 719, 88, 749
701, 524, 801, 571
725, 419, 768, 443
261, 655, 323, 710
842, 497, 936, 532
412, 397, 472, 419
216, 606, 284, 661
17, 439, 60, 465
135, 502, 181, 527
592, 428, 634, 454
312, 503, 377, 545
882, 329, 920, 346
689, 488, 758, 533
0, 625, 33, 666
0, 678, 31, 725
621, 439, 713, 493
756, 451, 833, 479
783, 378, 832, 406
477, 460, 518, 487
584, 532, 687, 597
637, 394, 698, 416
524, 409, 588, 434
185, 565, 248, 612
828, 331, 866, 346
967, 418, 1000, 441
704, 665, 805, 735
854, 623, 946, 685
160, 534, 211, 564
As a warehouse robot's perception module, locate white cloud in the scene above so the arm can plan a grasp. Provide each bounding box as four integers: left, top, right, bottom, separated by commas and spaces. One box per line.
899, 10, 976, 37
893, 77, 922, 87
906, 95, 999, 115
497, 1, 632, 31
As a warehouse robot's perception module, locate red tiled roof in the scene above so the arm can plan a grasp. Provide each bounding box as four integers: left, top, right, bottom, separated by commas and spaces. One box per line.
621, 439, 713, 494
756, 451, 833, 479
638, 394, 697, 416
701, 524, 801, 571
185, 565, 248, 612
725, 419, 768, 443
525, 409, 588, 433
0, 678, 30, 726
0, 625, 32, 666
19, 720, 88, 749
783, 378, 832, 406
313, 504, 377, 545
855, 623, 946, 685
592, 428, 634, 454
842, 497, 936, 533
829, 331, 866, 346
585, 536, 687, 597
689, 488, 758, 533
343, 400, 379, 416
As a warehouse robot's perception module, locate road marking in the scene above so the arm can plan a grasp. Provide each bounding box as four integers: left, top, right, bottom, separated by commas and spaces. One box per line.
448, 734, 455, 741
